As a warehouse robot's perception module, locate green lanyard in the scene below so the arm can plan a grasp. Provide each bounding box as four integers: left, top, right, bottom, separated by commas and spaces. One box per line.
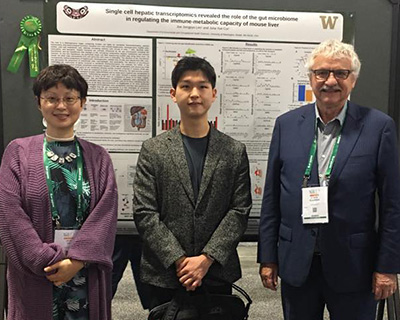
303, 117, 345, 187
43, 138, 84, 228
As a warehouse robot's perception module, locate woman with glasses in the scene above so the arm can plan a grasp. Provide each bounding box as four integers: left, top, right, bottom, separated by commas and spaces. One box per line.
0, 64, 117, 320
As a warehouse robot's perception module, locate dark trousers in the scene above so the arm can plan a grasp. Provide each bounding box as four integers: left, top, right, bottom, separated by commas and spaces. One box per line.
281, 255, 377, 320
148, 283, 232, 311
111, 235, 151, 309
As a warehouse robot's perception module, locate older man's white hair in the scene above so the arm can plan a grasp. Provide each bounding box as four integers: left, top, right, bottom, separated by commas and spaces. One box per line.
305, 39, 361, 78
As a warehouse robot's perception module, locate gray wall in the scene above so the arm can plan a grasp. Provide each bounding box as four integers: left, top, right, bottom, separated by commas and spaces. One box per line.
0, 0, 397, 154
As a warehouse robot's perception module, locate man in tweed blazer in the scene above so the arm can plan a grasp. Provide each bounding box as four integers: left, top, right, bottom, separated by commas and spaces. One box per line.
133, 57, 252, 309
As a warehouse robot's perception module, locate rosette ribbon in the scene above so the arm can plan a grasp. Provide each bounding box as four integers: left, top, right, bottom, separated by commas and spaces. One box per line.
7, 16, 42, 77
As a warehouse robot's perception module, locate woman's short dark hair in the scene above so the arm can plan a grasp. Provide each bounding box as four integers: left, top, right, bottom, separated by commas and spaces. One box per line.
171, 57, 216, 89
33, 64, 88, 100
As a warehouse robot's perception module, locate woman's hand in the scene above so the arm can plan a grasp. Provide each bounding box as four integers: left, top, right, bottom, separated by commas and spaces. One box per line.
44, 259, 84, 286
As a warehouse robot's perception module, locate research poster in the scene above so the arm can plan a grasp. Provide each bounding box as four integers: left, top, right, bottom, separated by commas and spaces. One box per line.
47, 1, 346, 222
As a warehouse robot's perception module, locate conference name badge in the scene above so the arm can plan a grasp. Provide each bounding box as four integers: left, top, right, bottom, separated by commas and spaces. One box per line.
54, 229, 78, 254
302, 186, 329, 224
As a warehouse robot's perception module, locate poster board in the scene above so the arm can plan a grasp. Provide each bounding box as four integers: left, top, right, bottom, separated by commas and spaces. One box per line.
45, 1, 351, 235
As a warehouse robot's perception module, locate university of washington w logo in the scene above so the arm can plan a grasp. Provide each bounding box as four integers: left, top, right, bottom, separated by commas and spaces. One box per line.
319, 15, 339, 29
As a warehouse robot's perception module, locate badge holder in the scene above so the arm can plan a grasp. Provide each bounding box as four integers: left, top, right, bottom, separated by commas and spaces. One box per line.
54, 228, 79, 255
302, 177, 329, 224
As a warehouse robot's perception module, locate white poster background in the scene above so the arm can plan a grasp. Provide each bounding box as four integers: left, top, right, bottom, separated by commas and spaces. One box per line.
49, 35, 152, 96
57, 2, 343, 42
76, 96, 152, 152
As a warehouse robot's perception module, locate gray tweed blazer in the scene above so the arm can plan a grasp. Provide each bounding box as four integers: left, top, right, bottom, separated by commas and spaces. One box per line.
133, 125, 252, 288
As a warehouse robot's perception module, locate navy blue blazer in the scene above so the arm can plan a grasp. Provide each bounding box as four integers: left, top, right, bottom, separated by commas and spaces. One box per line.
258, 101, 400, 293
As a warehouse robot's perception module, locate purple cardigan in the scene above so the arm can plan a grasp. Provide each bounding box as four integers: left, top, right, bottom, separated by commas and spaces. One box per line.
0, 134, 118, 320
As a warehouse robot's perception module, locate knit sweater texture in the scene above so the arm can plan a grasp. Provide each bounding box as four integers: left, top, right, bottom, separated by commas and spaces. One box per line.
0, 134, 118, 320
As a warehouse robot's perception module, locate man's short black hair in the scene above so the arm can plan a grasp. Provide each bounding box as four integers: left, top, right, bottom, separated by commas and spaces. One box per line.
33, 64, 88, 100
171, 57, 216, 89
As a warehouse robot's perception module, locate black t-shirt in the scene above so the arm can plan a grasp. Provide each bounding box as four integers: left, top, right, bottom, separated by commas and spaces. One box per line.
182, 133, 209, 202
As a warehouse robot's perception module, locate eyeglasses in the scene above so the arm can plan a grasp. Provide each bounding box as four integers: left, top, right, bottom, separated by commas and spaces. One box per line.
311, 69, 352, 81
40, 96, 81, 106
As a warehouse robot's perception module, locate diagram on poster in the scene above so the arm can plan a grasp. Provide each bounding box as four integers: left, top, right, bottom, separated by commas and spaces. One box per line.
110, 153, 138, 220
249, 158, 267, 217
76, 96, 152, 152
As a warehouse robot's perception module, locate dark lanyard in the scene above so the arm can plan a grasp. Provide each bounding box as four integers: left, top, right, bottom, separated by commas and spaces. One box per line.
303, 117, 345, 187
43, 138, 84, 228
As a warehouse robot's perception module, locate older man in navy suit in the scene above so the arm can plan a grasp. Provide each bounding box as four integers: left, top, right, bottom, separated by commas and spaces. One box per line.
258, 39, 400, 320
